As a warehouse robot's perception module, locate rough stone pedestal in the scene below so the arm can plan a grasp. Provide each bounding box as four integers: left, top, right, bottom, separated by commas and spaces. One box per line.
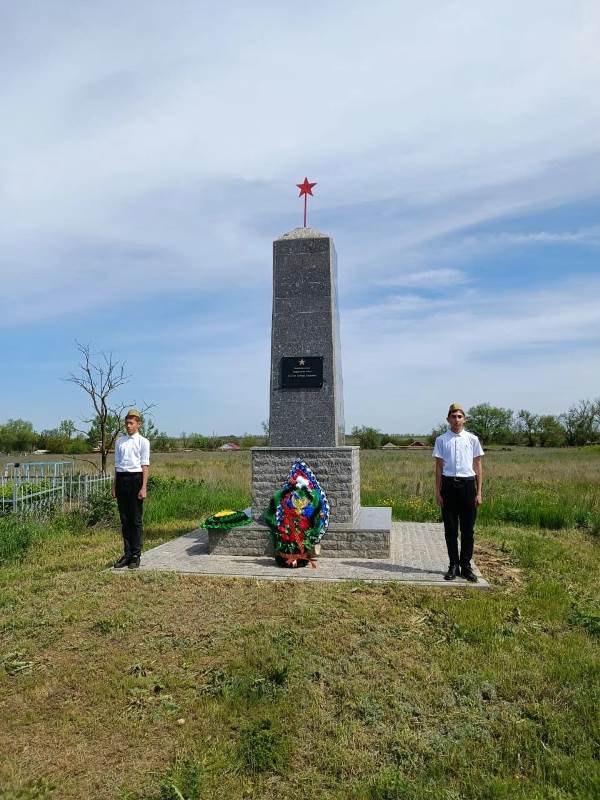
251, 447, 360, 524
204, 446, 391, 559
207, 507, 392, 558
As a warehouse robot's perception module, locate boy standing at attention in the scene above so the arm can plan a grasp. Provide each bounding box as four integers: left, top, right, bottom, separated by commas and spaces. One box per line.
433, 403, 484, 582
112, 409, 150, 569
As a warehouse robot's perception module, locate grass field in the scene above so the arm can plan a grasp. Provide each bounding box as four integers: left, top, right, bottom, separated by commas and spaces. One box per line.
0, 449, 599, 799
7, 445, 598, 532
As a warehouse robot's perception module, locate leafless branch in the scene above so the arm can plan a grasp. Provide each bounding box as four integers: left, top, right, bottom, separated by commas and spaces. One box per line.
64, 341, 146, 472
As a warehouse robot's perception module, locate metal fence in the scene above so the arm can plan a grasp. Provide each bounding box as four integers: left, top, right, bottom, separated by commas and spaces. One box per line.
0, 473, 112, 517
2, 460, 74, 481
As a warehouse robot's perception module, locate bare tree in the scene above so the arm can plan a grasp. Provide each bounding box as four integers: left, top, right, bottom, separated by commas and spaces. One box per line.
66, 342, 153, 472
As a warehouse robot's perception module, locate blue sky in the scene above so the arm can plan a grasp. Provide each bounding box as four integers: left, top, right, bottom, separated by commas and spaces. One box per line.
1, 0, 599, 435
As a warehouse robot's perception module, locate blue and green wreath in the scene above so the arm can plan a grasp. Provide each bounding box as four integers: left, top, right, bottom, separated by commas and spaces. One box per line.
264, 461, 330, 567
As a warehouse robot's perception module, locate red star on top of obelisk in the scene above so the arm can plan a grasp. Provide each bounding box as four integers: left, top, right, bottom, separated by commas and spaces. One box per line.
296, 177, 317, 227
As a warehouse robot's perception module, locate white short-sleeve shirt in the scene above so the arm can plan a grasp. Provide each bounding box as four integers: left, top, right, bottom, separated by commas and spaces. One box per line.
432, 429, 484, 477
114, 432, 150, 472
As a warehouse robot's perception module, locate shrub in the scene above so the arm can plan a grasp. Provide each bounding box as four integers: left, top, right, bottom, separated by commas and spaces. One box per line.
352, 426, 382, 449
0, 480, 50, 501
84, 488, 117, 527
0, 517, 43, 564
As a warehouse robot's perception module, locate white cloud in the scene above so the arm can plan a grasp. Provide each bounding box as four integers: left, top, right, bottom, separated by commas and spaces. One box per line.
432, 226, 600, 264
2, 2, 600, 432
1, 1, 600, 321
123, 273, 600, 434
344, 275, 600, 357
340, 274, 600, 430
377, 269, 468, 289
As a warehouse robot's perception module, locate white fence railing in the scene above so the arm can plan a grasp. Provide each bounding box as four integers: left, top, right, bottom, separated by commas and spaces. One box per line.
0, 473, 112, 517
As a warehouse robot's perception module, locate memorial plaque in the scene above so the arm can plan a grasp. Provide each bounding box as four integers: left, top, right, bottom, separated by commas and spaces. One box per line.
281, 356, 323, 389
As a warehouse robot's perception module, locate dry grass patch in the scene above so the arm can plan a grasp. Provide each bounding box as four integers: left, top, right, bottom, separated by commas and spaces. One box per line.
473, 539, 524, 592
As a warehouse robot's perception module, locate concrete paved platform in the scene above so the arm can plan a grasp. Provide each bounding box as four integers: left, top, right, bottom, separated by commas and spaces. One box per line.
122, 522, 489, 587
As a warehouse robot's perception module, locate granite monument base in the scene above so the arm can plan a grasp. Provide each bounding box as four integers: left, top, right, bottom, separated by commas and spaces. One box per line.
251, 446, 361, 524
207, 506, 392, 559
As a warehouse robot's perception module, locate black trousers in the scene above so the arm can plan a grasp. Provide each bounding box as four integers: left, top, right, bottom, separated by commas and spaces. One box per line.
115, 472, 144, 559
441, 476, 477, 567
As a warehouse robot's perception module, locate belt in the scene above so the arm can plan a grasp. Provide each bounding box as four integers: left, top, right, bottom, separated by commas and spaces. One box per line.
442, 475, 475, 483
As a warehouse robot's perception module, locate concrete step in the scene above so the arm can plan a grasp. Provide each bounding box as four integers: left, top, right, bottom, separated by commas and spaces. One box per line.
207, 506, 392, 558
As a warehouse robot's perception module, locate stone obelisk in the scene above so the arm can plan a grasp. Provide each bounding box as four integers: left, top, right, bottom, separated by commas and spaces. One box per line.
269, 228, 345, 448
207, 223, 391, 557
251, 226, 361, 526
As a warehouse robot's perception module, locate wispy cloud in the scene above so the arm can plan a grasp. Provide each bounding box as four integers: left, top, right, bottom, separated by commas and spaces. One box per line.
340, 275, 600, 430
2, 2, 600, 317
344, 276, 600, 357
377, 269, 468, 289
1, 2, 600, 431
439, 225, 600, 261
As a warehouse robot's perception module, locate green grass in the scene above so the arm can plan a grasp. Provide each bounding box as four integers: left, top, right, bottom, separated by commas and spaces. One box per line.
360, 448, 600, 533
0, 517, 44, 564
144, 475, 249, 527
147, 447, 600, 533
0, 480, 51, 500
5, 446, 599, 532
0, 449, 599, 799
0, 473, 250, 567
0, 515, 76, 566
151, 447, 600, 533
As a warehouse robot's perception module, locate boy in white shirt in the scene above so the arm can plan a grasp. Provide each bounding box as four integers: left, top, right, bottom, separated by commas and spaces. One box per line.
432, 403, 484, 582
112, 409, 150, 569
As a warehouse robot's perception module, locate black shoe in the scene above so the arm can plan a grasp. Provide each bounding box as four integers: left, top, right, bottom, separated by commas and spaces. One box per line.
444, 564, 460, 581
460, 565, 478, 582
113, 555, 130, 569
128, 556, 140, 570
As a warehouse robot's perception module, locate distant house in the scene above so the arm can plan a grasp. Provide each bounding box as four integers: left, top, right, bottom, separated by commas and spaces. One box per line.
381, 440, 428, 450
220, 442, 241, 451
382, 440, 429, 450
